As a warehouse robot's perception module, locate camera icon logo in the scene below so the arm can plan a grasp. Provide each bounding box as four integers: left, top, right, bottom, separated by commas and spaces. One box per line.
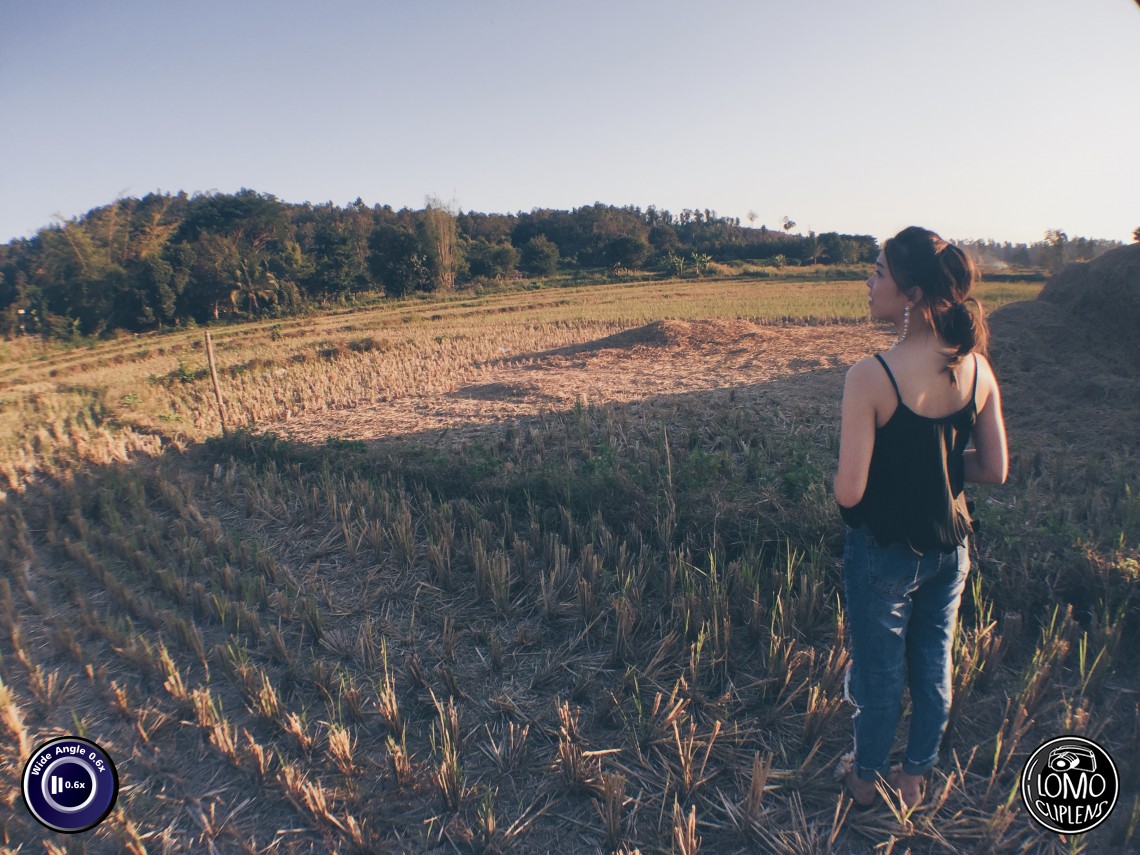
22, 737, 119, 834
1046, 746, 1096, 774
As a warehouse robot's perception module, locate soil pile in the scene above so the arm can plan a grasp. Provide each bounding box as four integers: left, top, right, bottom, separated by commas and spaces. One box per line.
561, 318, 767, 354
989, 243, 1140, 370
1038, 243, 1140, 365
987, 243, 1140, 451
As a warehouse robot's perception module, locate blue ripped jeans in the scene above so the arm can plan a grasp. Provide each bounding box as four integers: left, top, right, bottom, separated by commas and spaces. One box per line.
842, 524, 970, 781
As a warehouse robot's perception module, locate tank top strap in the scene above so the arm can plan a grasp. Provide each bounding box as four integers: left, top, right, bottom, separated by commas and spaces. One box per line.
874, 353, 903, 405
971, 353, 979, 406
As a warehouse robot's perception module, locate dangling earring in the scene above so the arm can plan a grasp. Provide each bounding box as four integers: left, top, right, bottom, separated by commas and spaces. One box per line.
897, 305, 910, 345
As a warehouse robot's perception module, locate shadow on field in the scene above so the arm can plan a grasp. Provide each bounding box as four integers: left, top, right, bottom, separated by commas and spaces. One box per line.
3, 264, 1140, 852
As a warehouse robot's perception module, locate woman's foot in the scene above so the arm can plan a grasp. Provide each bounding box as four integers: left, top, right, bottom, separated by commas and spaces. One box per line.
843, 768, 879, 809
886, 767, 925, 809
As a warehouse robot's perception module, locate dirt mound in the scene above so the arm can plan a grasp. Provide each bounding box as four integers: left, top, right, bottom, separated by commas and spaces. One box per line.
987, 300, 1068, 370
450, 381, 555, 402
564, 319, 764, 354
1037, 243, 1140, 365
988, 246, 1140, 451
991, 244, 1140, 371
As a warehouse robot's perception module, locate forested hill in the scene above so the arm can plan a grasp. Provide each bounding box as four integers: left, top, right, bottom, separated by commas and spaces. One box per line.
0, 191, 872, 339
0, 190, 1119, 340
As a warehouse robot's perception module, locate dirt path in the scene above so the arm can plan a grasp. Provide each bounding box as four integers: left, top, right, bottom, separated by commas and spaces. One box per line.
261, 320, 895, 444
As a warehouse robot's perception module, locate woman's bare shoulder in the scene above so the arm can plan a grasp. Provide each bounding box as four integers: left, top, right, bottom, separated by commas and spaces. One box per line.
972, 351, 998, 383
843, 354, 892, 402
846, 354, 886, 380
972, 351, 1001, 407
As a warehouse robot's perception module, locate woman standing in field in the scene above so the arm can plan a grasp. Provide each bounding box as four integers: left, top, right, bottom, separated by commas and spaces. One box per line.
833, 226, 1008, 809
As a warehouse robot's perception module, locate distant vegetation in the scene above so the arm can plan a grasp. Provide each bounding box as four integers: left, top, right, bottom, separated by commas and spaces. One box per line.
957, 229, 1121, 275
0, 190, 1121, 341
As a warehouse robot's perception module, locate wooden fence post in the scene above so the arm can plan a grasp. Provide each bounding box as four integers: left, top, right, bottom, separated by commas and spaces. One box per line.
204, 331, 228, 435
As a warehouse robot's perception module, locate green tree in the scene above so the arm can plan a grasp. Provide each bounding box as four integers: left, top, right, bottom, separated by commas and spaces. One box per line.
1044, 229, 1068, 271
457, 211, 515, 242
174, 190, 294, 320
122, 254, 184, 327
230, 246, 281, 315
819, 232, 869, 265
603, 235, 649, 269
35, 223, 125, 334
466, 238, 519, 279
180, 233, 240, 320
520, 235, 559, 276
806, 231, 826, 265
368, 225, 432, 297
648, 224, 679, 257
307, 221, 367, 296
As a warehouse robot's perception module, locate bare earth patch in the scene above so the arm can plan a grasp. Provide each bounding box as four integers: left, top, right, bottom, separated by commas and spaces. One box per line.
262, 320, 894, 445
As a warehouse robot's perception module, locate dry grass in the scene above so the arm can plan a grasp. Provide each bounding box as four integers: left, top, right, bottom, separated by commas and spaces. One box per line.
0, 275, 1039, 493
1, 274, 1136, 852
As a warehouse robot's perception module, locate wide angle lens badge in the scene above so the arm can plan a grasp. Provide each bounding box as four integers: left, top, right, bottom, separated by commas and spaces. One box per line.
22, 737, 119, 834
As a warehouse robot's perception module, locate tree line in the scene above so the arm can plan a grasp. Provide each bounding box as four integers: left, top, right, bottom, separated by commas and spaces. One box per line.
0, 191, 883, 339
957, 231, 1121, 274
0, 189, 1119, 340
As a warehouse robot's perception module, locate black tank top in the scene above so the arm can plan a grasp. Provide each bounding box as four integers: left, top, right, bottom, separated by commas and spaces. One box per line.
839, 353, 978, 553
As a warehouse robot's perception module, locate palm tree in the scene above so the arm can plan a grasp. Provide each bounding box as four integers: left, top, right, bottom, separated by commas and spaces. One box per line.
230, 248, 280, 315
807, 231, 826, 266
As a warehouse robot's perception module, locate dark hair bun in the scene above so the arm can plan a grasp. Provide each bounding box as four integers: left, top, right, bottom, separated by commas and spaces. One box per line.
935, 300, 978, 368
884, 226, 989, 363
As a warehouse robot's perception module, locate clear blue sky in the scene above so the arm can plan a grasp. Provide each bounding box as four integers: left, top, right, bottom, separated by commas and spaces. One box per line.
1, 0, 1137, 245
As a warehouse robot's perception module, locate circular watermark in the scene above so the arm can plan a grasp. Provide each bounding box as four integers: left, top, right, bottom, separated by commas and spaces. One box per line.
1021, 735, 1118, 834
22, 737, 119, 833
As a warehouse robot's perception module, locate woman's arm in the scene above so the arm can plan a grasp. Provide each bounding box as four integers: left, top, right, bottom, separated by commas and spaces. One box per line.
834, 359, 880, 508
964, 355, 1008, 484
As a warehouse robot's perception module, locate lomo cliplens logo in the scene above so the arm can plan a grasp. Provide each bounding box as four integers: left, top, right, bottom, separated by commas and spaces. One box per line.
1021, 735, 1118, 834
